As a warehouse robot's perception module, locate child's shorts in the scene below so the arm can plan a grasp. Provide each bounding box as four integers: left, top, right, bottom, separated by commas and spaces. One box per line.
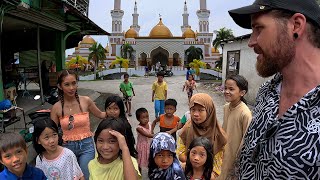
123, 95, 132, 102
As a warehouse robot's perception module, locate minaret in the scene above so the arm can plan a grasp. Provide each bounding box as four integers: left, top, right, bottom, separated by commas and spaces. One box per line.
111, 0, 124, 33
196, 0, 213, 56
130, 1, 140, 34
181, 0, 191, 33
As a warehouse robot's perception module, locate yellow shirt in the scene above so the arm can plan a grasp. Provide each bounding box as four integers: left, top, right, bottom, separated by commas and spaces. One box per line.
176, 136, 224, 176
152, 81, 168, 100
88, 156, 141, 180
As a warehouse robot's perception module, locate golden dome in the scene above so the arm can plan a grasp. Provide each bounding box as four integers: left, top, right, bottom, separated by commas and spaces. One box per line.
149, 18, 173, 38
211, 47, 220, 53
182, 28, 195, 38
81, 35, 96, 44
125, 28, 138, 38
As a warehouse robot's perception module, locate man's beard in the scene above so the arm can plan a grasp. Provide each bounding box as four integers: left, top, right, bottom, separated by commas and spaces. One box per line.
255, 26, 295, 78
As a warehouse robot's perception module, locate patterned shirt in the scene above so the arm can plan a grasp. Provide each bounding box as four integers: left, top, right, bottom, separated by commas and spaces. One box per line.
237, 73, 320, 179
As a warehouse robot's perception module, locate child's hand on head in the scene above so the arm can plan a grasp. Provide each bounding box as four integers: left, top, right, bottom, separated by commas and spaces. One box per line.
109, 130, 128, 151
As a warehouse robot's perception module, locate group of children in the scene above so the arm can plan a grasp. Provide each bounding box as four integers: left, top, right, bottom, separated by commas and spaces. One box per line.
0, 68, 252, 180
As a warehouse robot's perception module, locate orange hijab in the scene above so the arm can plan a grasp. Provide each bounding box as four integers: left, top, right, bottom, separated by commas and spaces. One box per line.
180, 93, 227, 155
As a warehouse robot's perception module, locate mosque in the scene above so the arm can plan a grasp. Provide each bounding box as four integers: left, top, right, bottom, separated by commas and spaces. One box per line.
68, 0, 220, 69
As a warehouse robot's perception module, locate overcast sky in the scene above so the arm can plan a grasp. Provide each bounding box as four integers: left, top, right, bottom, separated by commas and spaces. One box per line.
66, 0, 254, 55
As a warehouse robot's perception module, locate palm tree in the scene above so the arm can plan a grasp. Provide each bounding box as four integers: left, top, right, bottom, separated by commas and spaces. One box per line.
121, 43, 134, 59
88, 42, 106, 79
212, 27, 235, 49
185, 46, 203, 65
109, 56, 129, 72
189, 59, 206, 80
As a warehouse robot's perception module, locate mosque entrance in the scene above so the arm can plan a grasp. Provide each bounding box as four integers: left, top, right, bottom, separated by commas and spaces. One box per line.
151, 47, 169, 66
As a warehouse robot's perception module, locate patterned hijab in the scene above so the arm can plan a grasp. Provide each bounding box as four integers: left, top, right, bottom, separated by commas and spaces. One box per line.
180, 93, 227, 155
149, 132, 186, 180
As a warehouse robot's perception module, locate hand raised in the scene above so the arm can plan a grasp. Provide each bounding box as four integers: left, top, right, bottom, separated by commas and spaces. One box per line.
109, 130, 128, 151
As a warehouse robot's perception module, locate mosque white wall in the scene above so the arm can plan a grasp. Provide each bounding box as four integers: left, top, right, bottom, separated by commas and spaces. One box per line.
222, 38, 271, 105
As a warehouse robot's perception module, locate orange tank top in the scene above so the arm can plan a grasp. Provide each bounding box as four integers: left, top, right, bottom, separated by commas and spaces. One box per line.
159, 114, 180, 129
59, 112, 93, 141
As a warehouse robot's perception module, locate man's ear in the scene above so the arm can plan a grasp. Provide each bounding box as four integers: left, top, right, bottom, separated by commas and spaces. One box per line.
290, 13, 307, 38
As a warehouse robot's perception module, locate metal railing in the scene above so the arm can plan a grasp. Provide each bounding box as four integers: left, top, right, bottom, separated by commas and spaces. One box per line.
64, 0, 89, 16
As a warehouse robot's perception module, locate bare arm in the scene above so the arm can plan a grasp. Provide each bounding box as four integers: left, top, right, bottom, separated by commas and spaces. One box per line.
151, 117, 160, 134
164, 90, 167, 100
86, 96, 106, 119
132, 87, 135, 96
136, 127, 154, 138
50, 102, 60, 125
152, 90, 155, 102
79, 176, 85, 180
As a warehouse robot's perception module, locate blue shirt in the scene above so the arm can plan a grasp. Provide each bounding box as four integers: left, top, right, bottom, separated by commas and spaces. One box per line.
0, 164, 47, 180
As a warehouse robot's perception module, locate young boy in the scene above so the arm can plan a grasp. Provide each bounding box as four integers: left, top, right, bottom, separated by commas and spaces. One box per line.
120, 73, 135, 116
0, 132, 46, 180
152, 71, 168, 118
151, 99, 180, 140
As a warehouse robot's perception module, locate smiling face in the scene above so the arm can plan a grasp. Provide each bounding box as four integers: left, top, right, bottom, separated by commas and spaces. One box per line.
154, 150, 174, 169
190, 103, 207, 125
224, 79, 245, 105
96, 128, 120, 164
59, 74, 78, 98
106, 102, 121, 118
37, 127, 59, 154
0, 146, 27, 177
248, 12, 295, 77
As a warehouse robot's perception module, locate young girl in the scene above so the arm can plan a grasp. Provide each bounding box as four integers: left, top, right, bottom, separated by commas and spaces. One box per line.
183, 74, 197, 102
105, 95, 137, 158
148, 132, 186, 180
219, 75, 252, 179
177, 93, 227, 179
88, 118, 141, 180
33, 118, 84, 180
185, 137, 214, 180
135, 108, 154, 171
50, 70, 106, 180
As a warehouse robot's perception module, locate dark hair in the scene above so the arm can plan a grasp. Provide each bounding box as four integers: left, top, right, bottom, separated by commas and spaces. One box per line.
226, 74, 249, 104
57, 70, 82, 117
94, 118, 137, 159
187, 67, 191, 70
123, 73, 129, 78
165, 98, 177, 108
157, 71, 165, 77
136, 107, 148, 120
185, 137, 213, 180
270, 10, 320, 48
104, 95, 126, 119
0, 132, 27, 159
188, 74, 194, 80
32, 118, 59, 160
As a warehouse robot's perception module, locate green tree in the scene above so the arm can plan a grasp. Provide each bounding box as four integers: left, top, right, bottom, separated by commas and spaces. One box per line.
212, 27, 235, 49
185, 46, 203, 65
66, 55, 88, 71
121, 43, 134, 59
88, 42, 106, 79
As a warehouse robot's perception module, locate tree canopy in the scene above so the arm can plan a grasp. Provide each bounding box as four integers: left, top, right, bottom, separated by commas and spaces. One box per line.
212, 27, 235, 49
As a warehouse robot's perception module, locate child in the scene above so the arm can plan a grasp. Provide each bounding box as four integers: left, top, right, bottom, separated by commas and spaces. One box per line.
152, 71, 168, 118
105, 95, 137, 158
185, 137, 214, 180
33, 118, 84, 180
88, 118, 141, 180
151, 99, 180, 140
219, 75, 252, 179
119, 73, 135, 116
135, 108, 154, 171
177, 93, 227, 178
183, 74, 197, 102
148, 132, 185, 179
0, 132, 46, 179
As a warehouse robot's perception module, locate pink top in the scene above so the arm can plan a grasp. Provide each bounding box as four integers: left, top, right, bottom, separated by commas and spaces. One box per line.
60, 112, 93, 141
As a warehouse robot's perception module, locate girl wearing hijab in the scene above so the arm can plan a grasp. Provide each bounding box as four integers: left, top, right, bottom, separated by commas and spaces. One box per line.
148, 132, 185, 180
177, 93, 227, 179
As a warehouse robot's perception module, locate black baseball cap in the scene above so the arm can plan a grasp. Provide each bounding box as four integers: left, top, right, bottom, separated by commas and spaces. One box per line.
229, 0, 320, 29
